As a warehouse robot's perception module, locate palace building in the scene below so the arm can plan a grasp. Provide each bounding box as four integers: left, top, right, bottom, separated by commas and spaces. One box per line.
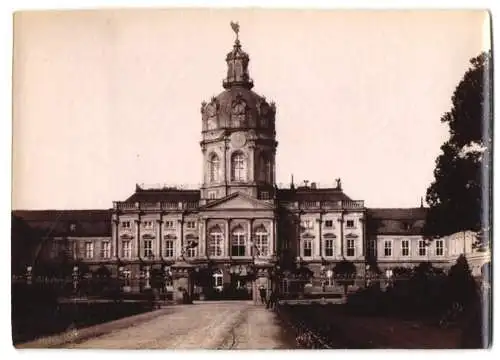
12, 26, 488, 300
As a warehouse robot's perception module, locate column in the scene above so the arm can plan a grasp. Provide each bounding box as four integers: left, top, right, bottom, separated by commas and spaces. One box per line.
198, 218, 206, 258
226, 219, 231, 258
112, 219, 119, 259
296, 214, 301, 259
338, 213, 344, 258
317, 216, 323, 259
135, 219, 141, 259
178, 216, 184, 259
248, 219, 254, 257
157, 219, 163, 259
248, 145, 255, 183
272, 218, 277, 255
359, 216, 365, 259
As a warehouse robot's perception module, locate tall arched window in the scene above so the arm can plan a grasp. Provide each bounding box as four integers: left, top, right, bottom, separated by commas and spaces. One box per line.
231, 226, 246, 257
209, 153, 220, 183
208, 225, 224, 257
259, 154, 272, 183
231, 152, 246, 181
254, 226, 269, 257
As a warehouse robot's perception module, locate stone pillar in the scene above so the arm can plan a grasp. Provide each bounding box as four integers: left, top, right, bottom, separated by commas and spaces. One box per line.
227, 219, 232, 258
178, 217, 184, 258
248, 219, 254, 257
157, 219, 163, 259
112, 219, 119, 259
338, 214, 344, 258
199, 218, 206, 257
135, 219, 141, 259
359, 216, 365, 259
316, 217, 322, 259
248, 144, 255, 183
296, 215, 301, 259
272, 218, 277, 255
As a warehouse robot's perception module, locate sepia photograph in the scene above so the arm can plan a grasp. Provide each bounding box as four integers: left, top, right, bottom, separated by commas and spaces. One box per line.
11, 8, 492, 349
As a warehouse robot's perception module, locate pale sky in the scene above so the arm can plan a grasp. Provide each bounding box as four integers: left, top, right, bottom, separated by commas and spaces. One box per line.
12, 9, 490, 210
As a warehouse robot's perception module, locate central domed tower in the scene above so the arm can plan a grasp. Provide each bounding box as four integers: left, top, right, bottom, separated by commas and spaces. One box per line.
200, 23, 277, 202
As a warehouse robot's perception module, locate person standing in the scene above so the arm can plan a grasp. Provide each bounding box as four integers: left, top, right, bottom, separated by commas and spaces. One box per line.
259, 285, 267, 305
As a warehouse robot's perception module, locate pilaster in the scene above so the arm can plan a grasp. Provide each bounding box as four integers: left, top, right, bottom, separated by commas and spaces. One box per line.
112, 219, 119, 259
156, 219, 163, 259
338, 214, 344, 258
248, 218, 254, 257
316, 217, 322, 259
134, 219, 141, 259
227, 218, 232, 258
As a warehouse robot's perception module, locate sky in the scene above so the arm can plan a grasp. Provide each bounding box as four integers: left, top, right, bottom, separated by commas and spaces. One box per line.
11, 9, 490, 210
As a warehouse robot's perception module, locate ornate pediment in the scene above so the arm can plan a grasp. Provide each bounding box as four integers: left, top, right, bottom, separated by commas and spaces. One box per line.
142, 233, 155, 240
323, 233, 337, 238
164, 234, 177, 240
345, 233, 358, 238
120, 233, 134, 240
200, 192, 274, 211
185, 233, 199, 240
302, 232, 315, 239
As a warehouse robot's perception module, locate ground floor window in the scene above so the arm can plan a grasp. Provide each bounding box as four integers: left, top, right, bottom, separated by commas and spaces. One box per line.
101, 241, 110, 259
122, 269, 131, 286
143, 240, 153, 258
401, 239, 410, 257
384, 240, 392, 257
186, 246, 196, 258
368, 239, 377, 257
213, 270, 223, 290
346, 238, 355, 257
303, 239, 312, 257
324, 239, 334, 257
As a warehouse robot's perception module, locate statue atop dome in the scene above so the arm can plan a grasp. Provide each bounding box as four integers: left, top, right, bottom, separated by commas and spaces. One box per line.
230, 21, 240, 40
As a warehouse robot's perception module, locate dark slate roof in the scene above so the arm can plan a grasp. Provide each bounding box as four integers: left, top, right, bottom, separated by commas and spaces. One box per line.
124, 186, 200, 203
367, 207, 427, 235
368, 207, 427, 220
12, 209, 112, 237
277, 187, 353, 202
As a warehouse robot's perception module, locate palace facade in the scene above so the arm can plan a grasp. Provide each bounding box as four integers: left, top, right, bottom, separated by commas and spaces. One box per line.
12, 27, 488, 299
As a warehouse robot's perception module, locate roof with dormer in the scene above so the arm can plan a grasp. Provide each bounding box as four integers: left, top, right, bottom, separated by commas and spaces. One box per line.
277, 187, 353, 202
12, 209, 112, 237
124, 185, 200, 203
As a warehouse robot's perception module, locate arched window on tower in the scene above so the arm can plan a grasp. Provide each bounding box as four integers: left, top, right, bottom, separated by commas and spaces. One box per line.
260, 154, 272, 183
209, 153, 220, 183
253, 225, 269, 257
231, 152, 246, 181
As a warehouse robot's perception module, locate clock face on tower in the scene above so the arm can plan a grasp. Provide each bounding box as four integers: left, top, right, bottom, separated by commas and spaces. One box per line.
231, 132, 246, 148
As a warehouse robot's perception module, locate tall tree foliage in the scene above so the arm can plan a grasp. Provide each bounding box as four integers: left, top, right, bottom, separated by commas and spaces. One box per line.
424, 51, 492, 239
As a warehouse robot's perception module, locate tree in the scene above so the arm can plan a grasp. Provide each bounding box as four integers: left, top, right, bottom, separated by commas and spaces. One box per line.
424, 51, 492, 241
333, 259, 357, 295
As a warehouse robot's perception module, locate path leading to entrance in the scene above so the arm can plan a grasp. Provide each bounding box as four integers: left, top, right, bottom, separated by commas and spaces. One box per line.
18, 301, 297, 349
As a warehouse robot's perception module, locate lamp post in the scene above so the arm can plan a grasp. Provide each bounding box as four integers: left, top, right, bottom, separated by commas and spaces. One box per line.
26, 265, 33, 286
72, 266, 79, 295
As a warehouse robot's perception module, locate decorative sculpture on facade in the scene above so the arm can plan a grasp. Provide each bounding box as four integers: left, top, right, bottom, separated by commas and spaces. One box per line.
231, 94, 247, 127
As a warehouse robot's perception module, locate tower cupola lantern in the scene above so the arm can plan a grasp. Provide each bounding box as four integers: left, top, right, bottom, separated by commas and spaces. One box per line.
223, 21, 254, 90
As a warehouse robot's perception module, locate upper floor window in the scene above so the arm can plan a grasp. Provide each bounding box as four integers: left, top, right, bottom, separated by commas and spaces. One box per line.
324, 220, 334, 228
208, 226, 224, 257
231, 227, 246, 257
260, 191, 270, 200
122, 240, 131, 259
186, 246, 197, 258
401, 239, 410, 256
165, 220, 175, 229
254, 227, 269, 257
209, 153, 220, 183
165, 240, 174, 258
418, 240, 427, 256
384, 240, 392, 257
101, 241, 110, 259
84, 242, 94, 259
435, 239, 444, 256
231, 152, 246, 181
346, 220, 355, 229
186, 221, 196, 229
121, 221, 131, 229
143, 221, 154, 229
302, 220, 313, 230
208, 191, 217, 200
